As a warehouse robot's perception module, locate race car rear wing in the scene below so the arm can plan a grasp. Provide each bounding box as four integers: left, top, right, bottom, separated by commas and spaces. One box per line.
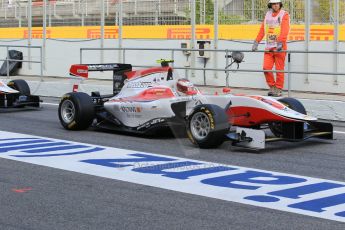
70, 63, 132, 79
69, 63, 132, 95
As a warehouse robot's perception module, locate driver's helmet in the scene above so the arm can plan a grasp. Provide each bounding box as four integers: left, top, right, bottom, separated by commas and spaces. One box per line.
176, 78, 197, 95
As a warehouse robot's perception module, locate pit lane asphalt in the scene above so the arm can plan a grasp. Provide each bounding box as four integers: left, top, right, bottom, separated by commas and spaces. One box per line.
0, 97, 345, 230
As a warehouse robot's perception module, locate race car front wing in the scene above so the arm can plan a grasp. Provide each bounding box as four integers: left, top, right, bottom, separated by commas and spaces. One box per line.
0, 93, 40, 108
226, 121, 333, 150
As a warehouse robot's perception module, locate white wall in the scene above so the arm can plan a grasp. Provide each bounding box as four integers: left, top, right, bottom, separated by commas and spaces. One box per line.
0, 39, 344, 93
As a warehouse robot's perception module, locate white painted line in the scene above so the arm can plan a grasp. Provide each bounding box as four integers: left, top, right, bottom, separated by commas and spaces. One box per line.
334, 131, 345, 135
41, 102, 59, 106
301, 99, 345, 103
1, 130, 345, 223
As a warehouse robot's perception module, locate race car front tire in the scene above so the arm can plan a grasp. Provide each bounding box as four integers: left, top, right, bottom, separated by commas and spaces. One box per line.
278, 97, 306, 114
7, 79, 31, 95
58, 92, 95, 130
187, 104, 230, 149
269, 97, 307, 137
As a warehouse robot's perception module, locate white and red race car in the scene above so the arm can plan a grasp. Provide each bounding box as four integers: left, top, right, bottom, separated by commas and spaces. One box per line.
0, 79, 40, 109
58, 59, 333, 150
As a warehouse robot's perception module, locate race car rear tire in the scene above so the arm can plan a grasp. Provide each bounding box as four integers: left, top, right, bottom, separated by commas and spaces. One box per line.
187, 104, 230, 149
58, 92, 95, 130
7, 79, 30, 95
269, 97, 306, 137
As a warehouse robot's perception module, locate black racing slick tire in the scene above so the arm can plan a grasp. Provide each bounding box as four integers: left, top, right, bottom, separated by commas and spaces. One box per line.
58, 92, 95, 130
7, 79, 31, 95
278, 97, 306, 115
269, 97, 307, 137
187, 104, 230, 149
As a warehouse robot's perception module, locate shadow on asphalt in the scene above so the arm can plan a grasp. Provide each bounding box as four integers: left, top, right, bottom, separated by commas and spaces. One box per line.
0, 107, 42, 113
91, 126, 179, 140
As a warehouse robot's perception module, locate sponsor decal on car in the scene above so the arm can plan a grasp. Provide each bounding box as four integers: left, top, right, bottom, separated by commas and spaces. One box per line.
127, 82, 152, 88
18, 96, 28, 102
77, 69, 88, 74
88, 64, 119, 71
137, 118, 166, 130
1, 130, 345, 223
120, 106, 142, 113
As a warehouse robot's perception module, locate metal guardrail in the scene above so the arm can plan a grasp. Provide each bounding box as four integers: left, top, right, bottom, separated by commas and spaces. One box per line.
80, 47, 345, 97
0, 0, 342, 26
0, 44, 43, 79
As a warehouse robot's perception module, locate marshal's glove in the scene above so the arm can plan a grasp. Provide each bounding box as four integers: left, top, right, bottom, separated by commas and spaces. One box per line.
252, 41, 259, 51
277, 42, 283, 51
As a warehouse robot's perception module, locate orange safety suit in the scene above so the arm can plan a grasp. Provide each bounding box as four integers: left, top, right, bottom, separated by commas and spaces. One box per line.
255, 10, 290, 89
